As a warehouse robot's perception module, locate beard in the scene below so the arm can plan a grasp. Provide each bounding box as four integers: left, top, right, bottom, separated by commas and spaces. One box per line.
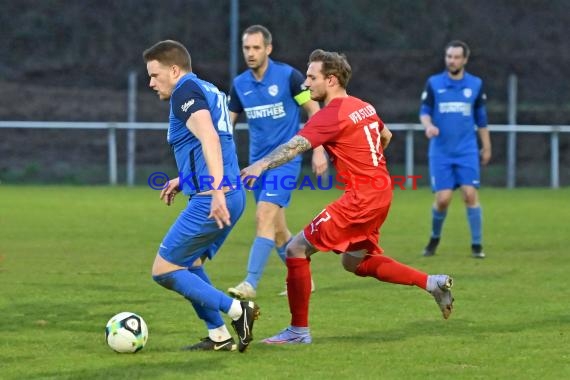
247, 56, 267, 71
247, 60, 259, 69
447, 66, 462, 76
310, 91, 325, 102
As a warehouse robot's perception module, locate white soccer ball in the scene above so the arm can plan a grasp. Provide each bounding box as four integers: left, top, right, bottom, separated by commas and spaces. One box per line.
105, 312, 148, 353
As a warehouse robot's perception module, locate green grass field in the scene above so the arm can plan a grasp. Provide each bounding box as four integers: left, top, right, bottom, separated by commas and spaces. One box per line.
1, 186, 569, 379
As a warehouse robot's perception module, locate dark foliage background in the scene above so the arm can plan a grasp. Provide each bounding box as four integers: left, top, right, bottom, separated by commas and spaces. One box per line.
1, 0, 569, 185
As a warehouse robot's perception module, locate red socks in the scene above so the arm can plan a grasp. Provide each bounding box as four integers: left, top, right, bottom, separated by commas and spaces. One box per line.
355, 255, 428, 289
286, 257, 312, 327
285, 255, 427, 328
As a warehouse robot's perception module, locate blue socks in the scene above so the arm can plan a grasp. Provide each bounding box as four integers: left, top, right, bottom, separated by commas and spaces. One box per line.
431, 207, 447, 238
245, 237, 275, 289
275, 237, 292, 263
187, 266, 224, 329
429, 206, 482, 245
152, 269, 234, 324
467, 206, 482, 245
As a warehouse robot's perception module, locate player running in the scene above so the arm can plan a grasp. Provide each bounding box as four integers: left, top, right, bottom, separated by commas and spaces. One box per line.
241, 49, 454, 344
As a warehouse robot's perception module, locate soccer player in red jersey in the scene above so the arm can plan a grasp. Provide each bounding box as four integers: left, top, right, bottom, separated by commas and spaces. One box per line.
240, 49, 454, 344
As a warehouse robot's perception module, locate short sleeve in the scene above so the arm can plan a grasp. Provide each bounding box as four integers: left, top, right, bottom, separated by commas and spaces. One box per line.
474, 82, 488, 128
228, 85, 243, 113
298, 108, 343, 147
419, 80, 435, 116
171, 80, 210, 123
289, 68, 311, 106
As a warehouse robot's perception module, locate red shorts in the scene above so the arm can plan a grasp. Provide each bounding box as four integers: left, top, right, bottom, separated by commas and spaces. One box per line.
303, 193, 391, 255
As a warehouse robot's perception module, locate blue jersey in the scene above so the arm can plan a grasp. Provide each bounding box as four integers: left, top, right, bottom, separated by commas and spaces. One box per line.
228, 59, 310, 163
169, 73, 240, 196
419, 71, 488, 157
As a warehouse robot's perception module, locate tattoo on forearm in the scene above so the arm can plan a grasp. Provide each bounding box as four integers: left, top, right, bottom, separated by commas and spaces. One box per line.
264, 136, 312, 169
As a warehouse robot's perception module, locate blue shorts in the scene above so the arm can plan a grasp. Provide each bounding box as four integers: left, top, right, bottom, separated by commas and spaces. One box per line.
158, 188, 246, 267
252, 160, 301, 208
429, 154, 480, 192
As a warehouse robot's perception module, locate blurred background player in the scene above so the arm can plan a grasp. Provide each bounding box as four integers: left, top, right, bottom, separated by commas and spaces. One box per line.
419, 40, 491, 259
227, 25, 328, 299
143, 40, 258, 352
241, 49, 454, 344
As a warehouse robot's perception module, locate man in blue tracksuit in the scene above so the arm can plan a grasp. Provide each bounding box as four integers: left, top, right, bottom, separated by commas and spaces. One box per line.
419, 40, 492, 259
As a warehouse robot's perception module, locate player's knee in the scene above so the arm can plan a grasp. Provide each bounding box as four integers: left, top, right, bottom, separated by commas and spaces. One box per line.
342, 260, 357, 273
285, 244, 306, 259
462, 192, 478, 206
152, 272, 174, 290
435, 199, 451, 210
151, 254, 162, 277
274, 230, 290, 247
255, 211, 275, 232
341, 254, 361, 273
285, 245, 298, 258
435, 190, 453, 210
152, 253, 186, 278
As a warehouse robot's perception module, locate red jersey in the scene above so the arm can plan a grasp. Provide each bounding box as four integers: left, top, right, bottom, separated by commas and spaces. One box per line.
298, 96, 392, 255
298, 96, 392, 207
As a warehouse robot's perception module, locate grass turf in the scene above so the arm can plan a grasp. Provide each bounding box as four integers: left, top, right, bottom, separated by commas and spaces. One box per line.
1, 186, 569, 379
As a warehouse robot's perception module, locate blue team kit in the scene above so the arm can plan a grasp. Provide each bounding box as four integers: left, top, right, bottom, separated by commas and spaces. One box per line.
420, 71, 488, 191
229, 59, 312, 205
159, 73, 245, 265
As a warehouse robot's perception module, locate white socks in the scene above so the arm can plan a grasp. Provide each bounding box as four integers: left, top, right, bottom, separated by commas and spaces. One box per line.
208, 325, 232, 342
227, 299, 242, 321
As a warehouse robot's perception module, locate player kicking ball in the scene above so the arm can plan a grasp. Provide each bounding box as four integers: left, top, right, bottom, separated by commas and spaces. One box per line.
240, 49, 454, 344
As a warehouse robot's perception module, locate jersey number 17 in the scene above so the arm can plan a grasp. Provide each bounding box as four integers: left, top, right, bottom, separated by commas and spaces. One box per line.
363, 121, 384, 166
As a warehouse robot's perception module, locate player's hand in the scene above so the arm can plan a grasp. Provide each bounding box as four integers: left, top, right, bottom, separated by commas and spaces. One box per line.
160, 177, 180, 206
209, 190, 231, 229
425, 125, 440, 139
312, 146, 329, 176
240, 162, 264, 189
480, 148, 492, 166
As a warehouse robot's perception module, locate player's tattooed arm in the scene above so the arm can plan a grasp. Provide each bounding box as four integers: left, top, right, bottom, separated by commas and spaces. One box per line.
240, 135, 313, 188
262, 135, 312, 170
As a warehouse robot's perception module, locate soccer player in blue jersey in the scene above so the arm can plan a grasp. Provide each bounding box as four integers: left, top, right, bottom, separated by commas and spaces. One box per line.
227, 25, 328, 299
143, 40, 259, 352
419, 40, 492, 259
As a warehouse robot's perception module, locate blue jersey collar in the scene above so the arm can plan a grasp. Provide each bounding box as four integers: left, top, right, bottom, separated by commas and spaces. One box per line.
174, 72, 197, 91
442, 70, 468, 88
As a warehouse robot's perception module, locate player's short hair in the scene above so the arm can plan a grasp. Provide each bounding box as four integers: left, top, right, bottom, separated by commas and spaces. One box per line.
308, 49, 352, 89
142, 40, 192, 71
243, 25, 272, 46
445, 40, 470, 59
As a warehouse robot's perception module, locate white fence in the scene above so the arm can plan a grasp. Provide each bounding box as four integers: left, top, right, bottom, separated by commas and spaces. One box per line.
1, 121, 569, 188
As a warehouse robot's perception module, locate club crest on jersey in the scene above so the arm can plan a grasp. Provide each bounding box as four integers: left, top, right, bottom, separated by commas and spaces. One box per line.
268, 85, 279, 97
463, 88, 472, 98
